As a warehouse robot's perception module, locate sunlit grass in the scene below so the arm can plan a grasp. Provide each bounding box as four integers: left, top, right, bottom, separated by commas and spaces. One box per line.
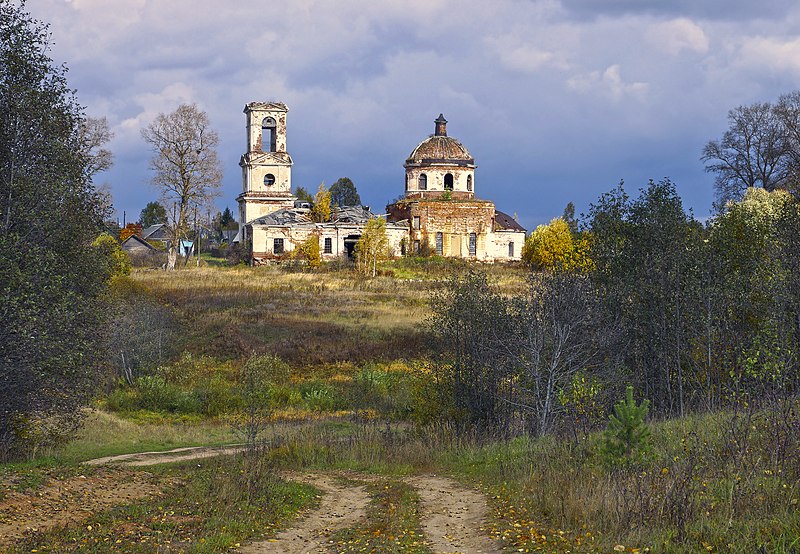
57, 410, 238, 463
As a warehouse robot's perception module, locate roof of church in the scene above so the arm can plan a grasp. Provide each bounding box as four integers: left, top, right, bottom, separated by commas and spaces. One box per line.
406, 135, 474, 166
494, 210, 526, 232
250, 209, 311, 226
406, 114, 474, 166
244, 101, 288, 112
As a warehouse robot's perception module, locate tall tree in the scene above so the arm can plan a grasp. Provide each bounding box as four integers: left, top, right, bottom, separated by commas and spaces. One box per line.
0, 1, 112, 459
355, 216, 388, 277
329, 177, 361, 207
775, 91, 800, 191
294, 186, 313, 203
429, 271, 515, 431
702, 102, 790, 206
510, 271, 607, 436
141, 103, 222, 270
562, 201, 578, 235
78, 116, 114, 178
139, 200, 167, 228
219, 206, 236, 229
587, 180, 699, 416
310, 182, 331, 223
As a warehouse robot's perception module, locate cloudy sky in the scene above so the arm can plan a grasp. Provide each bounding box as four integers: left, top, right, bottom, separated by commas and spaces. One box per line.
28, 0, 800, 229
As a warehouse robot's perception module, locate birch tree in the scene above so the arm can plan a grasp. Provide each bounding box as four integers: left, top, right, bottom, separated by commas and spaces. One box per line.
141, 103, 221, 270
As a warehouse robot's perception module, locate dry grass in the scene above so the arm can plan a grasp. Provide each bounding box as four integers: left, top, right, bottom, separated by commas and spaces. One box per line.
57, 410, 238, 463
133, 266, 440, 366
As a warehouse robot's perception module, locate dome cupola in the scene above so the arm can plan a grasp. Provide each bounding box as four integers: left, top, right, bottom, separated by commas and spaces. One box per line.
403, 114, 476, 199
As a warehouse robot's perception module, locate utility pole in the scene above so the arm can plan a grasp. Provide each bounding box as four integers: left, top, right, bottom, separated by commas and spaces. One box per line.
194, 208, 199, 267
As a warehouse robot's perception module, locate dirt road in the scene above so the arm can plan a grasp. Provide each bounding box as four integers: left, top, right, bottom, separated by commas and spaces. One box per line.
237, 473, 370, 554
2, 447, 502, 554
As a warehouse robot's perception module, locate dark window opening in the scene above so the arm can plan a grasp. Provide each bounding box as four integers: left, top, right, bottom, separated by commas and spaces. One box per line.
469, 233, 477, 256
401, 241, 406, 256
344, 234, 361, 259
508, 241, 514, 258
262, 116, 277, 152
324, 237, 332, 254
467, 175, 472, 191
444, 173, 454, 191
435, 232, 443, 256
405, 174, 409, 191
273, 238, 284, 255
419, 173, 427, 190
264, 173, 275, 186
414, 240, 421, 254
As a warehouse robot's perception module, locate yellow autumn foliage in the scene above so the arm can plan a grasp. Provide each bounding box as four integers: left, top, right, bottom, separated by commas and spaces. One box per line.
522, 217, 592, 272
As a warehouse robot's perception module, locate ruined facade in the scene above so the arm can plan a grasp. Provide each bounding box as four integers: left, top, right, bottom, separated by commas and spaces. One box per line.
386, 115, 526, 261
237, 102, 406, 263
238, 103, 526, 264
237, 102, 296, 231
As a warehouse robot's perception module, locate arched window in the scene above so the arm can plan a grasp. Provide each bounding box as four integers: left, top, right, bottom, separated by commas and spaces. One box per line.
264, 173, 275, 186
262, 116, 277, 152
466, 175, 472, 191
419, 173, 427, 190
444, 173, 454, 191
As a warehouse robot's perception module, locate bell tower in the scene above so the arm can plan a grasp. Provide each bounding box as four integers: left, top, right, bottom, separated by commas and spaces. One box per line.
237, 102, 296, 227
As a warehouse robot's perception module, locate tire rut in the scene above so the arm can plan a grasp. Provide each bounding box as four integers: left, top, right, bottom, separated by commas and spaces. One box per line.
84, 450, 501, 553
238, 473, 370, 554
408, 474, 500, 554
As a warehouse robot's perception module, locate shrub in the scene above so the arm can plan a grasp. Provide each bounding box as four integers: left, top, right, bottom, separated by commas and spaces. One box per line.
135, 375, 200, 414
295, 235, 321, 269
300, 381, 340, 412
195, 374, 238, 416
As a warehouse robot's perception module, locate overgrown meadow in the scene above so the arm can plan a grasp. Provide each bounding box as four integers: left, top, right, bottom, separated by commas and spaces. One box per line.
3, 256, 799, 553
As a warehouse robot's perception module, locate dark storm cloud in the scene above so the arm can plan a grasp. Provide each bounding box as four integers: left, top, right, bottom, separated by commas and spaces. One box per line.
24, 0, 800, 228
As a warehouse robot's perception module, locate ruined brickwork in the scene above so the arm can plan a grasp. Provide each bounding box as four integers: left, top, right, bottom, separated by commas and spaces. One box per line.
237, 102, 295, 232
386, 114, 526, 261
251, 218, 407, 263
238, 104, 526, 264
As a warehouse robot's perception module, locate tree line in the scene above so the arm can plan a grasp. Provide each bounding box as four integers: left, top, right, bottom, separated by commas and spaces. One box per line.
702, 91, 800, 205
431, 179, 800, 436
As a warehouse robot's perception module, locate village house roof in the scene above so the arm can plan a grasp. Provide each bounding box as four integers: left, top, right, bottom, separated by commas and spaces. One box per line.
142, 223, 169, 240
121, 234, 155, 252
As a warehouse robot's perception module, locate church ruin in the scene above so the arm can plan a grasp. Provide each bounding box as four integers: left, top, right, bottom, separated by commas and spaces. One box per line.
237, 102, 526, 264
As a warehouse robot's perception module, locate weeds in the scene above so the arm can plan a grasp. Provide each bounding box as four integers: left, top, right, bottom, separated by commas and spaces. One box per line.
333, 479, 431, 553
9, 455, 316, 553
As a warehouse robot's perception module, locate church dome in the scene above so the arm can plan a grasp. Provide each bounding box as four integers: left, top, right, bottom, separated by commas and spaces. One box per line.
405, 114, 474, 167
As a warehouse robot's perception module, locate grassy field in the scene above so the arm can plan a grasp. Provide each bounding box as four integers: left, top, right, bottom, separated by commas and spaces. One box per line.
3, 259, 799, 553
